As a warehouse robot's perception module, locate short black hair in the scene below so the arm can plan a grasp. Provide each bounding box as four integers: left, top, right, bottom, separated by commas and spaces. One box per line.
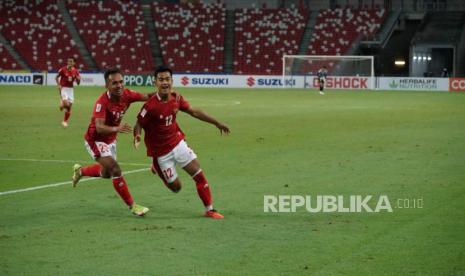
68, 57, 76, 62
104, 68, 121, 81
154, 65, 172, 79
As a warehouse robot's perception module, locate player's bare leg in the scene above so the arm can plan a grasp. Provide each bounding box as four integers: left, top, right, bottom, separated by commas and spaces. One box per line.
72, 158, 109, 186
167, 179, 182, 193
183, 159, 224, 219
59, 98, 64, 111
62, 100, 72, 127
74, 156, 148, 216
183, 159, 201, 175
96, 156, 118, 178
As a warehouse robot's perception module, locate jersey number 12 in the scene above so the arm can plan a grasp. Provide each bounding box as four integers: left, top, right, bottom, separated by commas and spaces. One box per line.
165, 115, 173, 126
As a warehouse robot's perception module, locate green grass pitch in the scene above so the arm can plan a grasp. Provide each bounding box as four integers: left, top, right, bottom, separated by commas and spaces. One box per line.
0, 85, 464, 275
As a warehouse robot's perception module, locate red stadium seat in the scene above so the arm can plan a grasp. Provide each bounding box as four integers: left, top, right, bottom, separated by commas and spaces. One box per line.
153, 2, 225, 73
305, 8, 386, 73
0, 43, 20, 70
67, 0, 154, 73
0, 0, 84, 71
233, 8, 308, 75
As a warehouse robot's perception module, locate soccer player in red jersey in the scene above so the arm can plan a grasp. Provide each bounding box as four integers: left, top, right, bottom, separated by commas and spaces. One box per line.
133, 66, 230, 219
72, 68, 154, 216
55, 57, 81, 127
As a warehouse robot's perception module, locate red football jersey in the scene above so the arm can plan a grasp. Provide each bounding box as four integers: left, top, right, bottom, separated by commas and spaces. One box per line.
137, 92, 190, 157
57, 66, 80, 88
85, 89, 145, 144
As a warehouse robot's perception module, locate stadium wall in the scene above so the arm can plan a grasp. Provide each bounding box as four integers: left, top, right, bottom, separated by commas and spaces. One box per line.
45, 73, 105, 86
0, 73, 462, 92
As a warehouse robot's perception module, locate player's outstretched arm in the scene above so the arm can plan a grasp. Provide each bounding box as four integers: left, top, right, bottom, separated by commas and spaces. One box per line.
95, 118, 132, 135
55, 75, 61, 94
184, 106, 230, 135
133, 121, 142, 149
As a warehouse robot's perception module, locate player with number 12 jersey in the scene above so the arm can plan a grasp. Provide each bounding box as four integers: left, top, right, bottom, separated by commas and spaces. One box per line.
134, 66, 230, 219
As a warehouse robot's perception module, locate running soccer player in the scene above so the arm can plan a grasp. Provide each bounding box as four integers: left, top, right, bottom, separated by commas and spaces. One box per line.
55, 57, 81, 127
72, 68, 153, 216
133, 66, 230, 219
317, 66, 328, 95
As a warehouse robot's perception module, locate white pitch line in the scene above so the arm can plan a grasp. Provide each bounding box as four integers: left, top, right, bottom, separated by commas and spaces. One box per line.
0, 158, 147, 166
0, 168, 149, 196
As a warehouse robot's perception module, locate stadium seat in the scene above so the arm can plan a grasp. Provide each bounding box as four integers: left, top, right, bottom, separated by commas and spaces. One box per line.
67, 0, 154, 73
304, 8, 386, 73
153, 2, 225, 73
0, 0, 84, 71
0, 43, 20, 71
233, 7, 308, 75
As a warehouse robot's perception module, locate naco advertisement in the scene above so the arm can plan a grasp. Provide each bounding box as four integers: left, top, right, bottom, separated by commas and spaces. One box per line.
0, 73, 45, 85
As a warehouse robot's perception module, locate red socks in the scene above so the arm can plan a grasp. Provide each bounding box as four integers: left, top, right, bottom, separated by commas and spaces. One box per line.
112, 176, 134, 207
81, 164, 134, 207
80, 163, 101, 177
64, 111, 71, 122
193, 170, 212, 208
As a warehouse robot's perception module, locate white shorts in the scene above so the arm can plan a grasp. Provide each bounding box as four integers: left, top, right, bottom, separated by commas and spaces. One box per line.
61, 87, 74, 103
85, 141, 117, 160
156, 140, 197, 183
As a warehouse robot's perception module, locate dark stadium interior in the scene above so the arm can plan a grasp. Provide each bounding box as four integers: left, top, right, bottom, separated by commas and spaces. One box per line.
0, 0, 464, 76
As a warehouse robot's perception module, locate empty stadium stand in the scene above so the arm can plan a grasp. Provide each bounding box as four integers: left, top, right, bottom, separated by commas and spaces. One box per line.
0, 1, 391, 76
304, 8, 386, 73
233, 8, 308, 74
152, 2, 225, 73
0, 43, 20, 71
308, 9, 386, 56
67, 0, 154, 73
0, 0, 84, 71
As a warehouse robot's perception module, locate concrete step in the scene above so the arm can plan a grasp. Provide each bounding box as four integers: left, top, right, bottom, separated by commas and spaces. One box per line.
142, 4, 164, 68
297, 11, 318, 56
0, 32, 31, 70
223, 9, 235, 73
57, 0, 97, 70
